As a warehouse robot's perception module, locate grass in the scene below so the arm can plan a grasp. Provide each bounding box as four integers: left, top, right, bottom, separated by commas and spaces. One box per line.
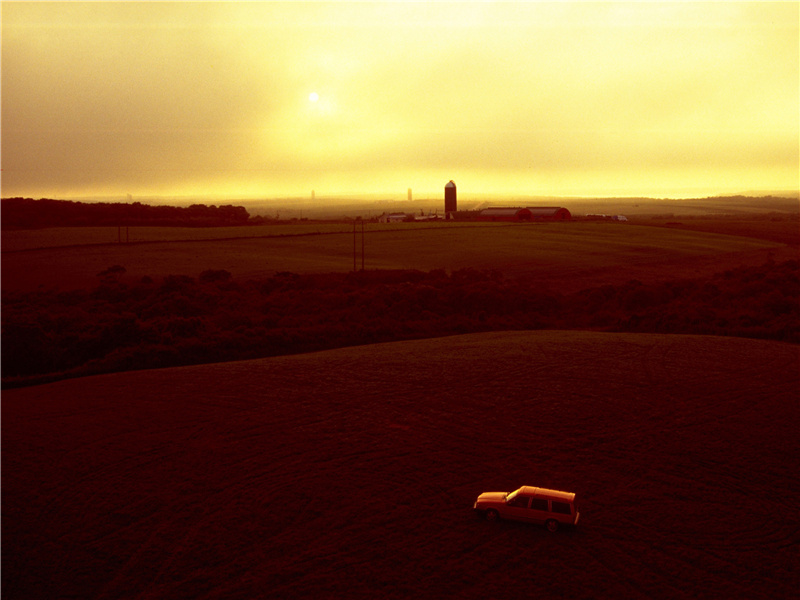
4, 331, 798, 599
2, 222, 782, 292
0, 221, 501, 252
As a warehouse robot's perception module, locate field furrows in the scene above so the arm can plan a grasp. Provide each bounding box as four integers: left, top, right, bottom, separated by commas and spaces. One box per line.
3, 331, 798, 599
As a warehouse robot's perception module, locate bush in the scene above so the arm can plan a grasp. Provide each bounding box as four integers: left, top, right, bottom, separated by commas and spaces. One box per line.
199, 269, 232, 283
3, 261, 798, 387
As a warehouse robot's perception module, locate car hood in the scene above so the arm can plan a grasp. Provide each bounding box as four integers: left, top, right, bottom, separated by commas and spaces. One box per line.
476, 492, 507, 503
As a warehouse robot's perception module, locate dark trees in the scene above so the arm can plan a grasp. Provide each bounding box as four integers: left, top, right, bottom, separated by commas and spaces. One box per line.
1, 198, 251, 229
2, 261, 798, 388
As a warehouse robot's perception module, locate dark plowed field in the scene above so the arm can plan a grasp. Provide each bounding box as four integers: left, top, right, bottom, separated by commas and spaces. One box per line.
3, 331, 799, 599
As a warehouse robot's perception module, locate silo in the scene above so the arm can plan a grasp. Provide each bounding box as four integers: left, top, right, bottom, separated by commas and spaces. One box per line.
444, 180, 457, 215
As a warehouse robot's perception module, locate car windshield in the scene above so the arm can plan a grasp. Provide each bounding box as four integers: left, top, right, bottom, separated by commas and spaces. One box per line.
505, 490, 518, 503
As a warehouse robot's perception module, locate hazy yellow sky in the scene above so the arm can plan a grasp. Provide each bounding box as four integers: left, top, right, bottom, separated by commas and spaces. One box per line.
2, 1, 798, 201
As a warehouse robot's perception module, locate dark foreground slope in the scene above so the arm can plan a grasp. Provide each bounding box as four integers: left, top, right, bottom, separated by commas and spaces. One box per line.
3, 331, 798, 599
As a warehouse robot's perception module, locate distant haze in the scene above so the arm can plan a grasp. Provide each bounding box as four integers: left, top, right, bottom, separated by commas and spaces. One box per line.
2, 2, 798, 201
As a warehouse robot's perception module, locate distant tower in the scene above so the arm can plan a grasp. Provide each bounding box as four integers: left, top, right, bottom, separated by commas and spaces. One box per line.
311, 190, 315, 201
445, 180, 457, 215
408, 188, 412, 202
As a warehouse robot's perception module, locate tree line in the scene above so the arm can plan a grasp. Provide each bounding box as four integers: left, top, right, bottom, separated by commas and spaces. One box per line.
2, 259, 797, 388
1, 198, 250, 229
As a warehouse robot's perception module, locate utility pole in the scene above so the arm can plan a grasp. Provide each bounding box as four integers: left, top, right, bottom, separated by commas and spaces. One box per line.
353, 217, 365, 271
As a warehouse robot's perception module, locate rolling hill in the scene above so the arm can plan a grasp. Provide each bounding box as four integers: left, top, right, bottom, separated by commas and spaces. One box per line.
3, 331, 798, 599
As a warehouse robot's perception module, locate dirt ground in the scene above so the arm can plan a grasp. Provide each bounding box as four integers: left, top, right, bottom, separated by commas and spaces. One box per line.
3, 331, 798, 599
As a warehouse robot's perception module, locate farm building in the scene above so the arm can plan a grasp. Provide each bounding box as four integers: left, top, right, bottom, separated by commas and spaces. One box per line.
477, 207, 571, 222
445, 180, 457, 215
529, 207, 571, 220
586, 214, 628, 222
377, 212, 408, 223
478, 208, 532, 221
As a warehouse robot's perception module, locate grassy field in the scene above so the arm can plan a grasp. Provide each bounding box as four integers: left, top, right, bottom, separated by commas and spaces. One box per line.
0, 223, 355, 251
1, 221, 786, 293
631, 214, 800, 247
4, 331, 798, 599
0, 221, 498, 252
3, 204, 798, 598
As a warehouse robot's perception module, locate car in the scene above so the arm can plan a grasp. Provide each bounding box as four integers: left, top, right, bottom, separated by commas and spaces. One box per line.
473, 485, 580, 532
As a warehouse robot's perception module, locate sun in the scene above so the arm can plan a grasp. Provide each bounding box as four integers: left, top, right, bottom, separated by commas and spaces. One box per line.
308, 92, 319, 103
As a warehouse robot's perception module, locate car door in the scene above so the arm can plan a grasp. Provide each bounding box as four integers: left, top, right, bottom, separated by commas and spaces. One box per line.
550, 499, 574, 524
528, 497, 550, 524
504, 494, 531, 522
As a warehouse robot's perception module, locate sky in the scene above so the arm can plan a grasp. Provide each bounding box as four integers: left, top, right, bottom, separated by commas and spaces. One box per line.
2, 1, 798, 201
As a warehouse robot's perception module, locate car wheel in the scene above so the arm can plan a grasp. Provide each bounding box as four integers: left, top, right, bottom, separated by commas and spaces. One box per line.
485, 509, 500, 522
546, 519, 559, 532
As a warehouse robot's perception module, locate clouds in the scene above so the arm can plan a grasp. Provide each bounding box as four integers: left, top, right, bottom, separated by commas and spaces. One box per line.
2, 2, 797, 200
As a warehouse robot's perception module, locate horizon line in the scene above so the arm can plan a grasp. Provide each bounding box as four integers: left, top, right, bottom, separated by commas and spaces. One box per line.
3, 190, 799, 204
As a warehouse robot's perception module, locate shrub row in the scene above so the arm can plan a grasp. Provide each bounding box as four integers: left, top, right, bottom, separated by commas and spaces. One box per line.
1, 198, 250, 229
2, 261, 798, 388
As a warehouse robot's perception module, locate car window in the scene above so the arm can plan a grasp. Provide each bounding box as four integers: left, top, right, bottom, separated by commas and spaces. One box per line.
551, 501, 571, 515
530, 498, 548, 511
508, 495, 530, 508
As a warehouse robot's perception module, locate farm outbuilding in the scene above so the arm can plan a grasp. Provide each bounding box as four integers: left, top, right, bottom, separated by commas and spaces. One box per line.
377, 212, 408, 223
528, 207, 572, 220
478, 208, 533, 221
477, 207, 571, 222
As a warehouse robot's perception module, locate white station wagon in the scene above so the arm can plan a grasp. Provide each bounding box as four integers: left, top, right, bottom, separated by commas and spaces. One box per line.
474, 485, 580, 532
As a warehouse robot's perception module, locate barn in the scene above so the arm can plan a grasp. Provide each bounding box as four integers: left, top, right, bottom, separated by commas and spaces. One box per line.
528, 207, 572, 220
477, 207, 571, 222
477, 208, 533, 222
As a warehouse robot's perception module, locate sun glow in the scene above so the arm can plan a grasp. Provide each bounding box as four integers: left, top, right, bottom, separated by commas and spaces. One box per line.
1, 2, 797, 200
